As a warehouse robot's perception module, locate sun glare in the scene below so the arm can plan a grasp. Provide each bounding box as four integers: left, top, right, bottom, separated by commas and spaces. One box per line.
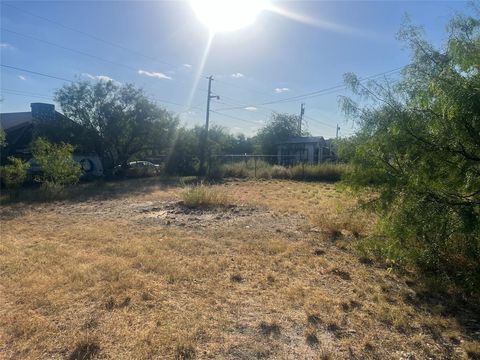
190, 0, 266, 33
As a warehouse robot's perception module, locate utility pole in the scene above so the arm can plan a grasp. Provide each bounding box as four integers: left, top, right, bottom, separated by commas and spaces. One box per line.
336, 124, 340, 139
299, 103, 305, 134
199, 75, 219, 175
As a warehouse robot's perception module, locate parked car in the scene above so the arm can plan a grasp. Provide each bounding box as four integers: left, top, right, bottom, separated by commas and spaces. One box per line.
114, 161, 161, 177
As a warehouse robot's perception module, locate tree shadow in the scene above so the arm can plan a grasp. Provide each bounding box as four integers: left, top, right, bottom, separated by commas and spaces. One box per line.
0, 176, 199, 208
404, 277, 480, 346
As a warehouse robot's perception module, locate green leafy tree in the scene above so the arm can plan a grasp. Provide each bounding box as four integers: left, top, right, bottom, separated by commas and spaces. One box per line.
224, 133, 254, 154
32, 138, 81, 188
165, 127, 200, 175
165, 125, 247, 175
256, 113, 306, 155
54, 80, 178, 174
0, 157, 29, 197
0, 127, 7, 165
0, 127, 6, 148
340, 13, 480, 293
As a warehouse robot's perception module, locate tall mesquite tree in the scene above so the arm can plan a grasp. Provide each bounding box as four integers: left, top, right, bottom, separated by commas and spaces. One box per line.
340, 13, 480, 293
54, 80, 178, 172
256, 113, 306, 155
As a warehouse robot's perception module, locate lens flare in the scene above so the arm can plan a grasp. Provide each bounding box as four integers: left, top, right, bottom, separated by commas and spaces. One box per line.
190, 0, 266, 33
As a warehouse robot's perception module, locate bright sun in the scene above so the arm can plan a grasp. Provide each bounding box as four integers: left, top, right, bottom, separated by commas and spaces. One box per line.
190, 0, 267, 33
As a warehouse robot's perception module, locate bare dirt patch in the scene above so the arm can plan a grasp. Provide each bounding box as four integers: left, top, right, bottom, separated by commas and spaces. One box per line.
137, 200, 261, 228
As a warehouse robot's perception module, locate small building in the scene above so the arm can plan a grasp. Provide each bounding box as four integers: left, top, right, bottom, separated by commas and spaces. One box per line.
0, 103, 103, 177
277, 136, 336, 165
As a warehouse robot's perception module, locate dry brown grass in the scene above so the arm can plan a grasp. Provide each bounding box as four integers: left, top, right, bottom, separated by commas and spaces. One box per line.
0, 179, 478, 359
181, 183, 230, 208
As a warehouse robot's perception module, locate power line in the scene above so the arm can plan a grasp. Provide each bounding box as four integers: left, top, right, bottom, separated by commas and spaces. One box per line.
3, 3, 278, 102
2, 3, 301, 104
2, 87, 55, 98
215, 94, 280, 114
2, 3, 406, 112
2, 2, 177, 69
1, 89, 54, 101
0, 65, 201, 113
213, 97, 271, 114
1, 64, 74, 82
210, 110, 263, 126
215, 95, 337, 129
303, 114, 336, 129
2, 27, 138, 71
1, 5, 402, 135
214, 78, 278, 101
257, 67, 404, 105
1, 27, 278, 107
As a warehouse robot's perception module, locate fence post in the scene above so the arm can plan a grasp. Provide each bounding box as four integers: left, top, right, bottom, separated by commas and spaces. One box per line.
254, 156, 257, 178
302, 162, 305, 179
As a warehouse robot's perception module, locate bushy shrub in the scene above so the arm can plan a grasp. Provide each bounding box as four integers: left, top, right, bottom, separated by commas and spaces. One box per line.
181, 184, 229, 208
341, 13, 480, 295
32, 138, 82, 190
0, 156, 30, 197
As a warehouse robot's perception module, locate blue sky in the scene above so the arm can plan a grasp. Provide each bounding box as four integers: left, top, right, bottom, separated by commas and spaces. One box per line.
0, 0, 473, 138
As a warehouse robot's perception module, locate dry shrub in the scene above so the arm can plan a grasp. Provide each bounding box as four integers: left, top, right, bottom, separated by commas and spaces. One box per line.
290, 163, 346, 182
230, 273, 244, 283
259, 321, 281, 337
463, 341, 480, 360
270, 165, 290, 178
312, 205, 369, 238
220, 161, 346, 182
256, 168, 272, 179
181, 184, 229, 208
175, 342, 196, 360
305, 331, 319, 346
69, 340, 100, 360
222, 162, 250, 178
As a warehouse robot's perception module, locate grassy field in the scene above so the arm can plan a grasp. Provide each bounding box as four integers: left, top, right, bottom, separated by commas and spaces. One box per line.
1, 178, 479, 359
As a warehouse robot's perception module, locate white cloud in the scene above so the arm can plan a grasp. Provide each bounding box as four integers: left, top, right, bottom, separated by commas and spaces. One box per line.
244, 106, 257, 111
82, 73, 120, 84
274, 87, 290, 93
138, 69, 172, 80
183, 64, 192, 68
96, 75, 115, 82
231, 72, 244, 78
18, 75, 27, 81
0, 42, 12, 49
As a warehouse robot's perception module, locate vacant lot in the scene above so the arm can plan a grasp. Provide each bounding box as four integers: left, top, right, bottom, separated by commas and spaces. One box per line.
1, 179, 479, 359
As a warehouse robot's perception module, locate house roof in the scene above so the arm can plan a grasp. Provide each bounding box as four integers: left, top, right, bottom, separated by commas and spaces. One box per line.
0, 112, 33, 131
277, 136, 325, 145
